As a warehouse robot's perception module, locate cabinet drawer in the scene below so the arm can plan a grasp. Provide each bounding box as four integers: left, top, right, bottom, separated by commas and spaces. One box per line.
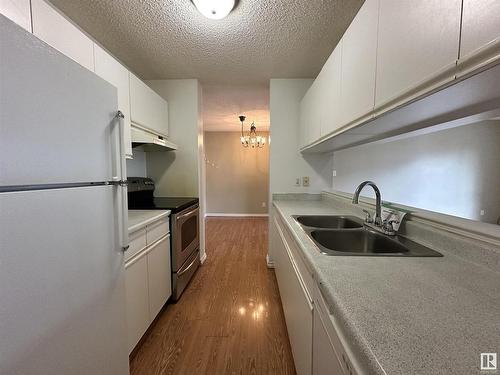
146, 218, 169, 245
126, 228, 147, 262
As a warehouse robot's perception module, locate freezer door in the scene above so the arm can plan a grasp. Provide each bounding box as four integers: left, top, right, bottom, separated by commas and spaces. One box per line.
0, 186, 129, 375
0, 16, 119, 186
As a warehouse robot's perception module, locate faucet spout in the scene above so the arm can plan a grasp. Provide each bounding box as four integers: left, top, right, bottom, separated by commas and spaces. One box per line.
352, 181, 382, 225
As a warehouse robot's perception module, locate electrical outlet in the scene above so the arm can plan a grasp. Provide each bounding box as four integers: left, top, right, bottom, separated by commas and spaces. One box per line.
302, 176, 310, 187
332, 170, 337, 177
262, 202, 266, 208
295, 178, 301, 186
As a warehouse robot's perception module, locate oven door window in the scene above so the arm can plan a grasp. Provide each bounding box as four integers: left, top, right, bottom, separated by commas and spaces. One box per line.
181, 215, 198, 249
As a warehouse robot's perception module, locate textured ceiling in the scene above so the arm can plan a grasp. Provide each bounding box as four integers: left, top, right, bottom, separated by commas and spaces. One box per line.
202, 84, 269, 131
49, 0, 364, 84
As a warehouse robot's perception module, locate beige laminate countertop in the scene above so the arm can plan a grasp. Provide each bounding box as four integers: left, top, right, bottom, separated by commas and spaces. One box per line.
128, 210, 170, 233
273, 196, 500, 375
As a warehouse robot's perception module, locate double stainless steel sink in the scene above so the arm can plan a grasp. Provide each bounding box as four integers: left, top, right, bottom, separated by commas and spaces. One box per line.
293, 215, 442, 257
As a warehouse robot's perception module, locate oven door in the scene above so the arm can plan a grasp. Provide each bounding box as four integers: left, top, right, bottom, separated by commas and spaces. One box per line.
172, 204, 200, 271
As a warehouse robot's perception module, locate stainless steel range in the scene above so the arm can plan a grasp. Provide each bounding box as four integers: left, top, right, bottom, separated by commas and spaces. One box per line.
127, 177, 200, 301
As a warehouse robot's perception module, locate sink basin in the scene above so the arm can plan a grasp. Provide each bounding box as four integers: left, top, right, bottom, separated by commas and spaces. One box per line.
309, 229, 442, 257
294, 215, 363, 229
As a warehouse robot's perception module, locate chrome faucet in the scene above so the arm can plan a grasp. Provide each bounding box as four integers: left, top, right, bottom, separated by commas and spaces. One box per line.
352, 181, 400, 235
352, 181, 382, 225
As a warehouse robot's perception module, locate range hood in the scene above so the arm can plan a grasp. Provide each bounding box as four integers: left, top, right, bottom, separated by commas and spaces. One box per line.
131, 126, 177, 151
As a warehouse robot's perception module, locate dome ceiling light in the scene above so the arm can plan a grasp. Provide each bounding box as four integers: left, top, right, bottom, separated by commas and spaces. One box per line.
192, 0, 235, 20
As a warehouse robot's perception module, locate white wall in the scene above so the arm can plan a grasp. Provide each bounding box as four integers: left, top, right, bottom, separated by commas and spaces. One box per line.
125, 150, 147, 178
145, 79, 206, 259
205, 131, 269, 215
331, 120, 500, 224
269, 79, 333, 196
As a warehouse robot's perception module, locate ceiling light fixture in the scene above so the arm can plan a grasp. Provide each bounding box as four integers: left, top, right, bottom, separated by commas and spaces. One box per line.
239, 115, 265, 148
193, 0, 235, 20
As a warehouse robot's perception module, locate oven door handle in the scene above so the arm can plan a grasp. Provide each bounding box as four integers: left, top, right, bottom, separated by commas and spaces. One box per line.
177, 254, 199, 276
176, 206, 199, 221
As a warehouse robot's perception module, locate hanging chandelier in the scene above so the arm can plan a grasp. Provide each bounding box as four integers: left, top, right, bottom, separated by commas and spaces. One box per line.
239, 115, 265, 148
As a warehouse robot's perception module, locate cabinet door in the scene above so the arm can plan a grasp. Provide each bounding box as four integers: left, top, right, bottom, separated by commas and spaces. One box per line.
125, 255, 150, 354
460, 0, 500, 59
147, 235, 171, 321
320, 41, 342, 137
340, 0, 378, 127
375, 0, 461, 109
299, 89, 312, 149
272, 217, 312, 375
31, 0, 94, 72
129, 73, 169, 137
0, 0, 31, 32
307, 80, 322, 145
299, 83, 321, 148
313, 309, 344, 375
94, 45, 133, 158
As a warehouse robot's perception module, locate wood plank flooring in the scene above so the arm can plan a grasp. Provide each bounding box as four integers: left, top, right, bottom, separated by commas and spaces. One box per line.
129, 217, 296, 375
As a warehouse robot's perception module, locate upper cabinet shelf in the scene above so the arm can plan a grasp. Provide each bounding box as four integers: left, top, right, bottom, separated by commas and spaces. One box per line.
299, 0, 500, 153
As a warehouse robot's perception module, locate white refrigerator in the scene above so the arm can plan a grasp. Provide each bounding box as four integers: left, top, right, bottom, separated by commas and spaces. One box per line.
0, 16, 129, 375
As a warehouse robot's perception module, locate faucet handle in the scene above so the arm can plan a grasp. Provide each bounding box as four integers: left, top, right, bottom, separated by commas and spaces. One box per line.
383, 218, 400, 232
362, 209, 373, 223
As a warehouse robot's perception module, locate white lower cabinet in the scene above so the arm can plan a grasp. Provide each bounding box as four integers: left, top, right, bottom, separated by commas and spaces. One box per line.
272, 215, 312, 375
125, 217, 171, 354
147, 235, 172, 320
271, 209, 361, 375
125, 255, 150, 354
313, 307, 344, 375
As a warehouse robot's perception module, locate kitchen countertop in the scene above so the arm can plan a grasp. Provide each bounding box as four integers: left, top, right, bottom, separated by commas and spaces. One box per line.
128, 210, 170, 233
273, 197, 500, 375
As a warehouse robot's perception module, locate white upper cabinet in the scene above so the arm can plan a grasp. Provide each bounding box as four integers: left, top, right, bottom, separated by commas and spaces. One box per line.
129, 73, 169, 137
94, 45, 133, 158
319, 41, 342, 137
31, 0, 94, 72
375, 0, 461, 110
307, 81, 322, 145
0, 0, 31, 32
340, 0, 379, 127
459, 0, 500, 73
299, 87, 312, 148
299, 81, 321, 147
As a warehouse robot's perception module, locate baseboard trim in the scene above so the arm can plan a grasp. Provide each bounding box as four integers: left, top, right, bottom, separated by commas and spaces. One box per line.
205, 213, 269, 217
266, 254, 275, 268
200, 251, 207, 264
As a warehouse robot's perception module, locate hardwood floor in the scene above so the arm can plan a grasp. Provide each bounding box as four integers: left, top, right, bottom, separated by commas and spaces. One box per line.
129, 217, 296, 375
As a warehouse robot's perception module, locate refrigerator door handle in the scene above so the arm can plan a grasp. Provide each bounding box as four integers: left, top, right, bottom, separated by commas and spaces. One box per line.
113, 110, 129, 251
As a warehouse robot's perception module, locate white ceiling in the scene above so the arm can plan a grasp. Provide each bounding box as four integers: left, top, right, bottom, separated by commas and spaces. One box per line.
49, 0, 364, 84
202, 84, 269, 131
